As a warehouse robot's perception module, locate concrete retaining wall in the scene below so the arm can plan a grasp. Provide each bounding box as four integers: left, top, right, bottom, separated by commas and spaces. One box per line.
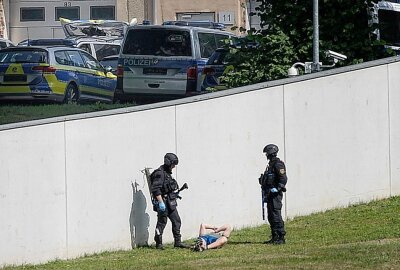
1, 57, 399, 266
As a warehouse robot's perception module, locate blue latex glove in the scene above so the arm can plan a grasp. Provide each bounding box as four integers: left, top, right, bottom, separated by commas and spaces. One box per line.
270, 188, 278, 193
158, 201, 166, 212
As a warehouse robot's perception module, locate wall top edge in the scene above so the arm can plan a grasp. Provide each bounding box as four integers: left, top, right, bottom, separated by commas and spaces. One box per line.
0, 56, 399, 132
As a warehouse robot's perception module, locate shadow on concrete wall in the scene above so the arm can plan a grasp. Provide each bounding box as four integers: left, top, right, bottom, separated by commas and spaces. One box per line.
129, 181, 150, 248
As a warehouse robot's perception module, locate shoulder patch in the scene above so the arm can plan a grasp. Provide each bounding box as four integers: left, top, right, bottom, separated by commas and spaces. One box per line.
279, 168, 286, 175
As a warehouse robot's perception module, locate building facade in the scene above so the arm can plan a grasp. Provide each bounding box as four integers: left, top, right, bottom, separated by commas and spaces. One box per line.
0, 0, 258, 44
152, 0, 250, 35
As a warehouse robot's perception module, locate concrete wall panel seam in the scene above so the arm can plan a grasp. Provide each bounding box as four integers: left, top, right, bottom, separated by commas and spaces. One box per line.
63, 121, 69, 258
387, 64, 392, 196
283, 84, 288, 220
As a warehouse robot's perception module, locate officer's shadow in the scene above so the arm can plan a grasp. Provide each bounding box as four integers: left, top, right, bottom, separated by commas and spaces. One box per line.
129, 181, 150, 248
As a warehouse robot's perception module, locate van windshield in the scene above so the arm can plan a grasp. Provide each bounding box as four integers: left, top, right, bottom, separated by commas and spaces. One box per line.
123, 29, 192, 56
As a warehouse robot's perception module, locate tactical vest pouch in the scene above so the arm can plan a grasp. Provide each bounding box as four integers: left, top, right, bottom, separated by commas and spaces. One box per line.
163, 179, 178, 194
266, 172, 275, 186
166, 197, 177, 211
168, 192, 177, 200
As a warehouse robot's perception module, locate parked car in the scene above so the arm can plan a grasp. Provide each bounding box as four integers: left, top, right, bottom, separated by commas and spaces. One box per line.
0, 46, 116, 103
115, 24, 236, 102
60, 18, 126, 61
17, 37, 120, 62
73, 36, 122, 61
0, 38, 14, 49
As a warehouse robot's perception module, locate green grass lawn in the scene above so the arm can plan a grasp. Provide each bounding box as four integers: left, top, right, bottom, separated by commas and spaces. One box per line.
2, 196, 400, 270
0, 103, 133, 125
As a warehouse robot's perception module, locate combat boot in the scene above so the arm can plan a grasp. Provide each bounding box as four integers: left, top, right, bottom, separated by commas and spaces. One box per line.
263, 232, 279, 244
174, 238, 190, 249
154, 235, 164, 250
273, 233, 285, 245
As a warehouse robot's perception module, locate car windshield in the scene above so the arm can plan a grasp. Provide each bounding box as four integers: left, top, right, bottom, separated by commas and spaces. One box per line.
0, 50, 48, 63
123, 28, 192, 56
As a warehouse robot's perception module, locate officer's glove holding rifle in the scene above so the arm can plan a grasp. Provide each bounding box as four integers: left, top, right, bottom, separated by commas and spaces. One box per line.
270, 188, 278, 193
158, 201, 166, 212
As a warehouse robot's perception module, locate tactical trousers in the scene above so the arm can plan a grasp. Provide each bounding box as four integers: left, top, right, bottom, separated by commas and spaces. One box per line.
267, 192, 285, 236
155, 207, 182, 240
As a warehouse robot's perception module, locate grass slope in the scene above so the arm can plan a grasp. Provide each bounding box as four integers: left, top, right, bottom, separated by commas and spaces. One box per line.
0, 103, 132, 125
2, 196, 400, 270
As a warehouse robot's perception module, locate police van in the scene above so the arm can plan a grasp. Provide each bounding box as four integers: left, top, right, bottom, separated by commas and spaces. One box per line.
115, 24, 236, 102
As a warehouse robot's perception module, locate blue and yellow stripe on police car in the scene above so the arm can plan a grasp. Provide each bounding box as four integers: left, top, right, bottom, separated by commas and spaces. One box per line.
64, 66, 115, 98
0, 62, 116, 100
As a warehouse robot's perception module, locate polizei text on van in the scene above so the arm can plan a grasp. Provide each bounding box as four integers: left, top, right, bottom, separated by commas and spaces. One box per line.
123, 58, 159, 66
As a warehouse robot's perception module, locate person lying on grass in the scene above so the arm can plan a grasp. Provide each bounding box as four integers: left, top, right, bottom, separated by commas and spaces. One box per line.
193, 223, 232, 252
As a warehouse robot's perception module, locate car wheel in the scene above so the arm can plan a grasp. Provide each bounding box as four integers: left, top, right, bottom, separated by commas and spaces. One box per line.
64, 83, 79, 104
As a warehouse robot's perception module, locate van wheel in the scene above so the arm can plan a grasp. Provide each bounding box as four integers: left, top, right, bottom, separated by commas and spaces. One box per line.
64, 84, 79, 104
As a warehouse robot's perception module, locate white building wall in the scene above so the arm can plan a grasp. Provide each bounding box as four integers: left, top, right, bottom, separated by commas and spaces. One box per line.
0, 57, 399, 266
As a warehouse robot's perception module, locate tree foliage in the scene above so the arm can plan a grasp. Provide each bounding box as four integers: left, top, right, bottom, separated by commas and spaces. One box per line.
217, 28, 296, 89
257, 0, 391, 64
217, 0, 394, 90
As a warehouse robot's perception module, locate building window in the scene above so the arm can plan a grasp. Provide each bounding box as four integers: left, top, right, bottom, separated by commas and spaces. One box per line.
176, 12, 215, 22
90, 6, 115, 20
20, 7, 45, 22
55, 7, 80, 21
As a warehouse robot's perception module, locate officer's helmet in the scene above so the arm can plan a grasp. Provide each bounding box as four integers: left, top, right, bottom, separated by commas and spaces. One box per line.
164, 153, 179, 166
263, 144, 279, 156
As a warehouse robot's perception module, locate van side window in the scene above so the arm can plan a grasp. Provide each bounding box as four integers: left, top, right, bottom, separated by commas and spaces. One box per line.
198, 32, 218, 58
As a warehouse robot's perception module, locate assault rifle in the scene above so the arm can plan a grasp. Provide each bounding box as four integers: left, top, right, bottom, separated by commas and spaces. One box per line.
261, 188, 266, 220
175, 183, 188, 199
259, 173, 267, 220
142, 167, 155, 203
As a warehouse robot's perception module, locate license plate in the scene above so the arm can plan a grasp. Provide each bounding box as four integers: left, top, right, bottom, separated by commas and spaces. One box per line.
3, 74, 27, 82
143, 67, 167, 75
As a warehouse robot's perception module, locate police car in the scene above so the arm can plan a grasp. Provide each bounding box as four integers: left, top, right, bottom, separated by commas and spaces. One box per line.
60, 18, 125, 61
116, 24, 235, 102
0, 46, 116, 103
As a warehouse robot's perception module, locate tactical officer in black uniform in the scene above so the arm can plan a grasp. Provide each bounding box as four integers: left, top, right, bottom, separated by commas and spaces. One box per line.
259, 144, 287, 244
150, 153, 189, 250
